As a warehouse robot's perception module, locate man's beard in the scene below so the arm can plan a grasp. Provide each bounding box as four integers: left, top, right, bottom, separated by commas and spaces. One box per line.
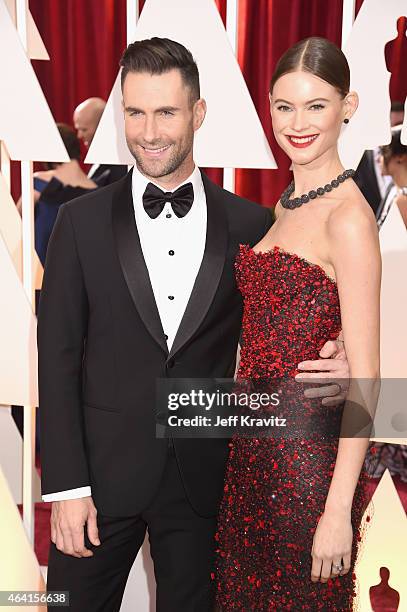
126, 136, 193, 180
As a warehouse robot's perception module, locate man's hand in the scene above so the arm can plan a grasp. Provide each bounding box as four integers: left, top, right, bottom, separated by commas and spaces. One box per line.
51, 497, 100, 557
295, 340, 350, 405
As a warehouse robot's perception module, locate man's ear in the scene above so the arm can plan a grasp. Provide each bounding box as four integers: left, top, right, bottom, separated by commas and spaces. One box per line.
193, 98, 207, 131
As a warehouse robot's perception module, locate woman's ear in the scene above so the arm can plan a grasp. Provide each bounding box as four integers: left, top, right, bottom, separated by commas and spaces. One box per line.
343, 91, 359, 122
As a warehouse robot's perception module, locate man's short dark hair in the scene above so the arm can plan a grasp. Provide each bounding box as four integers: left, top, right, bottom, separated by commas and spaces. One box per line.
45, 123, 80, 170
57, 123, 81, 160
119, 37, 200, 103
380, 126, 407, 163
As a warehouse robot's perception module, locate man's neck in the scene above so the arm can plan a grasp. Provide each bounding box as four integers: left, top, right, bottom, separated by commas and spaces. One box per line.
137, 161, 196, 191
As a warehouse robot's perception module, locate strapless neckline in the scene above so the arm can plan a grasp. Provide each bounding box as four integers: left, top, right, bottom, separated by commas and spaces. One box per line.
240, 243, 337, 286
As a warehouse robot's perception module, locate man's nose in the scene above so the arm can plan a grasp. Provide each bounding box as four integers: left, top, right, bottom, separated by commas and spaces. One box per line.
143, 116, 159, 142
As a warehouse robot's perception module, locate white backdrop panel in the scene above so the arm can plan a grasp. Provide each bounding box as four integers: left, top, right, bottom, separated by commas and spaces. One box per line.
0, 172, 43, 289
0, 466, 46, 611
0, 231, 38, 406
354, 470, 406, 611
0, 0, 67, 161
4, 0, 49, 60
378, 203, 407, 378
340, 0, 407, 167
87, 0, 276, 169
0, 407, 42, 504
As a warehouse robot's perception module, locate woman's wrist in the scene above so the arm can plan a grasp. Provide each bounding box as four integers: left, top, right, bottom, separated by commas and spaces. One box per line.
324, 498, 352, 516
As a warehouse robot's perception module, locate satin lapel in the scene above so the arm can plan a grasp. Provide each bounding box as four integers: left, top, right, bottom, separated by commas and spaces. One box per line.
169, 171, 228, 359
112, 169, 168, 355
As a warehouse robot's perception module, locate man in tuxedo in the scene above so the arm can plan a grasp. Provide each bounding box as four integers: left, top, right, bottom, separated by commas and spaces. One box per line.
39, 38, 350, 611
73, 97, 128, 186
354, 101, 405, 213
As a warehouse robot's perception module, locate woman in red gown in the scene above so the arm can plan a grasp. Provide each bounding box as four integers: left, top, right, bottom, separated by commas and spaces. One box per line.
215, 37, 381, 610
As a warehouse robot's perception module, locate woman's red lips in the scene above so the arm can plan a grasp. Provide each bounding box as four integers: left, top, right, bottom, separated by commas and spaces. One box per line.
286, 134, 319, 148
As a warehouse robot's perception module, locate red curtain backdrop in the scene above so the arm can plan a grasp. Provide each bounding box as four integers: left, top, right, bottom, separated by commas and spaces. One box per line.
30, 0, 127, 164
26, 0, 406, 207
384, 16, 407, 104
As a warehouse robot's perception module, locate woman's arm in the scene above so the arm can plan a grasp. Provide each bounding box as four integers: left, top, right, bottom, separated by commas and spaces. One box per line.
327, 200, 381, 498
16, 171, 51, 214
310, 199, 381, 583
16, 190, 41, 215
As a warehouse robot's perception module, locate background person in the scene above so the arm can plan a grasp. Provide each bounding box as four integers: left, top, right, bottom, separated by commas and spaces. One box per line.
73, 97, 128, 186
377, 124, 407, 228
31, 123, 97, 265
354, 101, 405, 214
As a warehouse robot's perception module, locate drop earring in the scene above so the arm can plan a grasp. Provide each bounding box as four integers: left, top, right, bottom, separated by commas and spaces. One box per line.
344, 118, 350, 124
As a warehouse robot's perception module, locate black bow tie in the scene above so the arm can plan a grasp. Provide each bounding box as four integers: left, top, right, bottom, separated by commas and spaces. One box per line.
142, 182, 194, 219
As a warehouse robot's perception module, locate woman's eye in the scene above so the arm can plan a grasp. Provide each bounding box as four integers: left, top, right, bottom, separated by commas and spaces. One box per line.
277, 105, 291, 112
309, 104, 325, 111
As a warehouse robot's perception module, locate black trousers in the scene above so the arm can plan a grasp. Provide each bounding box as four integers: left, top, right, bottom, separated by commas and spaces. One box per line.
47, 445, 217, 611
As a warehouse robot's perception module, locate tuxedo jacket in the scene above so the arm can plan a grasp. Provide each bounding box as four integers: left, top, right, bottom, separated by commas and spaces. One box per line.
90, 163, 128, 187
38, 169, 272, 517
354, 150, 382, 214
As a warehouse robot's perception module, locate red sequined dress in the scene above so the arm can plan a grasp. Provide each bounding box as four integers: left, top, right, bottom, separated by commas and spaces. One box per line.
214, 244, 368, 611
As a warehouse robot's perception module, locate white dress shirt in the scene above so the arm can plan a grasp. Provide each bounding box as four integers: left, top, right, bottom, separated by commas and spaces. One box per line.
377, 183, 397, 229
132, 165, 207, 350
42, 165, 207, 502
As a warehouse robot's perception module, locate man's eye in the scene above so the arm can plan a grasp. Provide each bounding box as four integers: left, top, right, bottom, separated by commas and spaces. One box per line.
277, 105, 291, 112
161, 110, 174, 116
130, 111, 141, 117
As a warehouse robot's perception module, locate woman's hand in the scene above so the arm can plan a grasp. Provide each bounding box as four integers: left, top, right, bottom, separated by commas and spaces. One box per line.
310, 509, 352, 583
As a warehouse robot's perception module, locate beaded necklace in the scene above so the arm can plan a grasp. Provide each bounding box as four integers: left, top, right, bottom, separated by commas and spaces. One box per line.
280, 169, 355, 210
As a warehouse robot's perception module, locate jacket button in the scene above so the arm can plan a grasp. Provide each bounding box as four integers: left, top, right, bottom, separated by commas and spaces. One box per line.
167, 359, 175, 369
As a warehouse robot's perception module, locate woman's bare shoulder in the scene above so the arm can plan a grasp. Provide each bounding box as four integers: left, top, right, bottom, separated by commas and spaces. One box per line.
328, 184, 377, 239
274, 200, 283, 219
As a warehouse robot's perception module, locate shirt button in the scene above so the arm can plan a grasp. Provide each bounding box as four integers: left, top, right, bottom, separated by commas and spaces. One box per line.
168, 295, 174, 300
166, 213, 172, 219
169, 250, 175, 256
164, 334, 168, 340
